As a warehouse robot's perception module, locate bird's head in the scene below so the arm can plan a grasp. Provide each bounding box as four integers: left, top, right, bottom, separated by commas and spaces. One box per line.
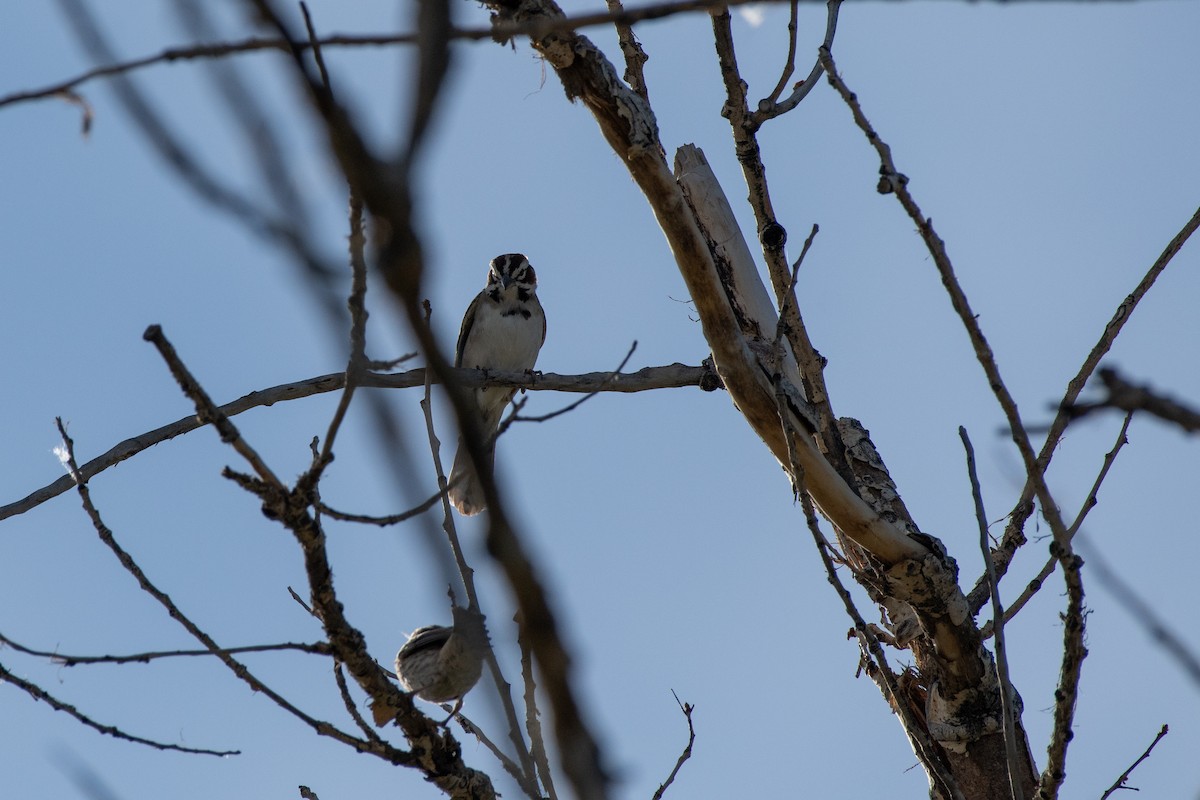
488, 253, 537, 294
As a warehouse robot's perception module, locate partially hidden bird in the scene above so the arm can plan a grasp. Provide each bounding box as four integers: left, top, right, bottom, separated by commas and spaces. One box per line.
447, 253, 546, 516
371, 605, 488, 726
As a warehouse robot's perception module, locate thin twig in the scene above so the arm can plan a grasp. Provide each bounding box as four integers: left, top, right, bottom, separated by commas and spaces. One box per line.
316, 487, 448, 527
651, 692, 696, 800
333, 660, 384, 742
710, 13, 850, 484
1099, 724, 1169, 799
453, 712, 533, 791
959, 427, 1022, 800
0, 659, 239, 756
762, 0, 799, 106
517, 610, 559, 800
311, 8, 364, 475
143, 325, 283, 486
983, 412, 1133, 638
514, 341, 638, 423
820, 50, 1083, 798
752, 0, 842, 125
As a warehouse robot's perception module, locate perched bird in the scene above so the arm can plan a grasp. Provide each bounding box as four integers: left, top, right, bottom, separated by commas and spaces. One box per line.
448, 253, 546, 516
372, 605, 488, 726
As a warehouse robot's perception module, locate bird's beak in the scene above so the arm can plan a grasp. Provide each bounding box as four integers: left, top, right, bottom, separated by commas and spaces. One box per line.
500, 274, 514, 290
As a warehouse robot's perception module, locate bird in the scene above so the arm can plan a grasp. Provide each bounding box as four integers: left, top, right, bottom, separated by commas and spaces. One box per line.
372, 605, 488, 726
447, 253, 546, 516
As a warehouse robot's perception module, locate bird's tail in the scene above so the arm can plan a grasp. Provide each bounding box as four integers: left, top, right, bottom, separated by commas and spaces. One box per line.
448, 437, 488, 516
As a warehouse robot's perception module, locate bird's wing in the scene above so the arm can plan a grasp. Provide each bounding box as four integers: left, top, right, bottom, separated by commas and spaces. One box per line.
399, 625, 452, 658
455, 291, 485, 369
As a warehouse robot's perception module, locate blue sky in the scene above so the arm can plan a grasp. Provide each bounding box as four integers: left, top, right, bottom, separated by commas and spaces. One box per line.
2, 1, 1199, 798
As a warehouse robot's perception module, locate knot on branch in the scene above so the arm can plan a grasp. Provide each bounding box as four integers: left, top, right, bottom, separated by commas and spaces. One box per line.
699, 356, 725, 392
758, 221, 786, 251
926, 652, 1016, 746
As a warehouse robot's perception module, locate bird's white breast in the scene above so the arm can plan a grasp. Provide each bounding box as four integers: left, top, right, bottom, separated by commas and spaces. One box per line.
461, 300, 543, 373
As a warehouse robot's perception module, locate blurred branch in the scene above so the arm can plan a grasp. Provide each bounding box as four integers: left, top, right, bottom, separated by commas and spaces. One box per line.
1099, 724, 1169, 800
1076, 536, 1200, 689
0, 363, 714, 522
1068, 368, 1200, 433
52, 0, 342, 304
0, 659, 239, 756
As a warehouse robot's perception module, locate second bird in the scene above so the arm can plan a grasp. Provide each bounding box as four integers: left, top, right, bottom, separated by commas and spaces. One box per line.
448, 253, 546, 516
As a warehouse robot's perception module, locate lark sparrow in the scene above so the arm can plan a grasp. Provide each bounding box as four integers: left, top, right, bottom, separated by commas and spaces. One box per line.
447, 253, 546, 516
371, 605, 488, 725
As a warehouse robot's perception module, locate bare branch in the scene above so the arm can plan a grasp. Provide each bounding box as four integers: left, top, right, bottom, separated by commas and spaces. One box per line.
983, 412, 1133, 639
332, 661, 385, 743
752, 0, 842, 125
650, 693, 696, 800
969, 203, 1200, 614
454, 713, 533, 793
0, 659, 239, 756
761, 0, 800, 108
820, 48, 1076, 798
316, 487, 448, 527
3, 0, 794, 114
959, 427, 1022, 800
52, 419, 391, 760
605, 0, 651, 100
0, 363, 711, 522
0, 631, 331, 666
1099, 724, 1169, 800
800, 492, 964, 800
